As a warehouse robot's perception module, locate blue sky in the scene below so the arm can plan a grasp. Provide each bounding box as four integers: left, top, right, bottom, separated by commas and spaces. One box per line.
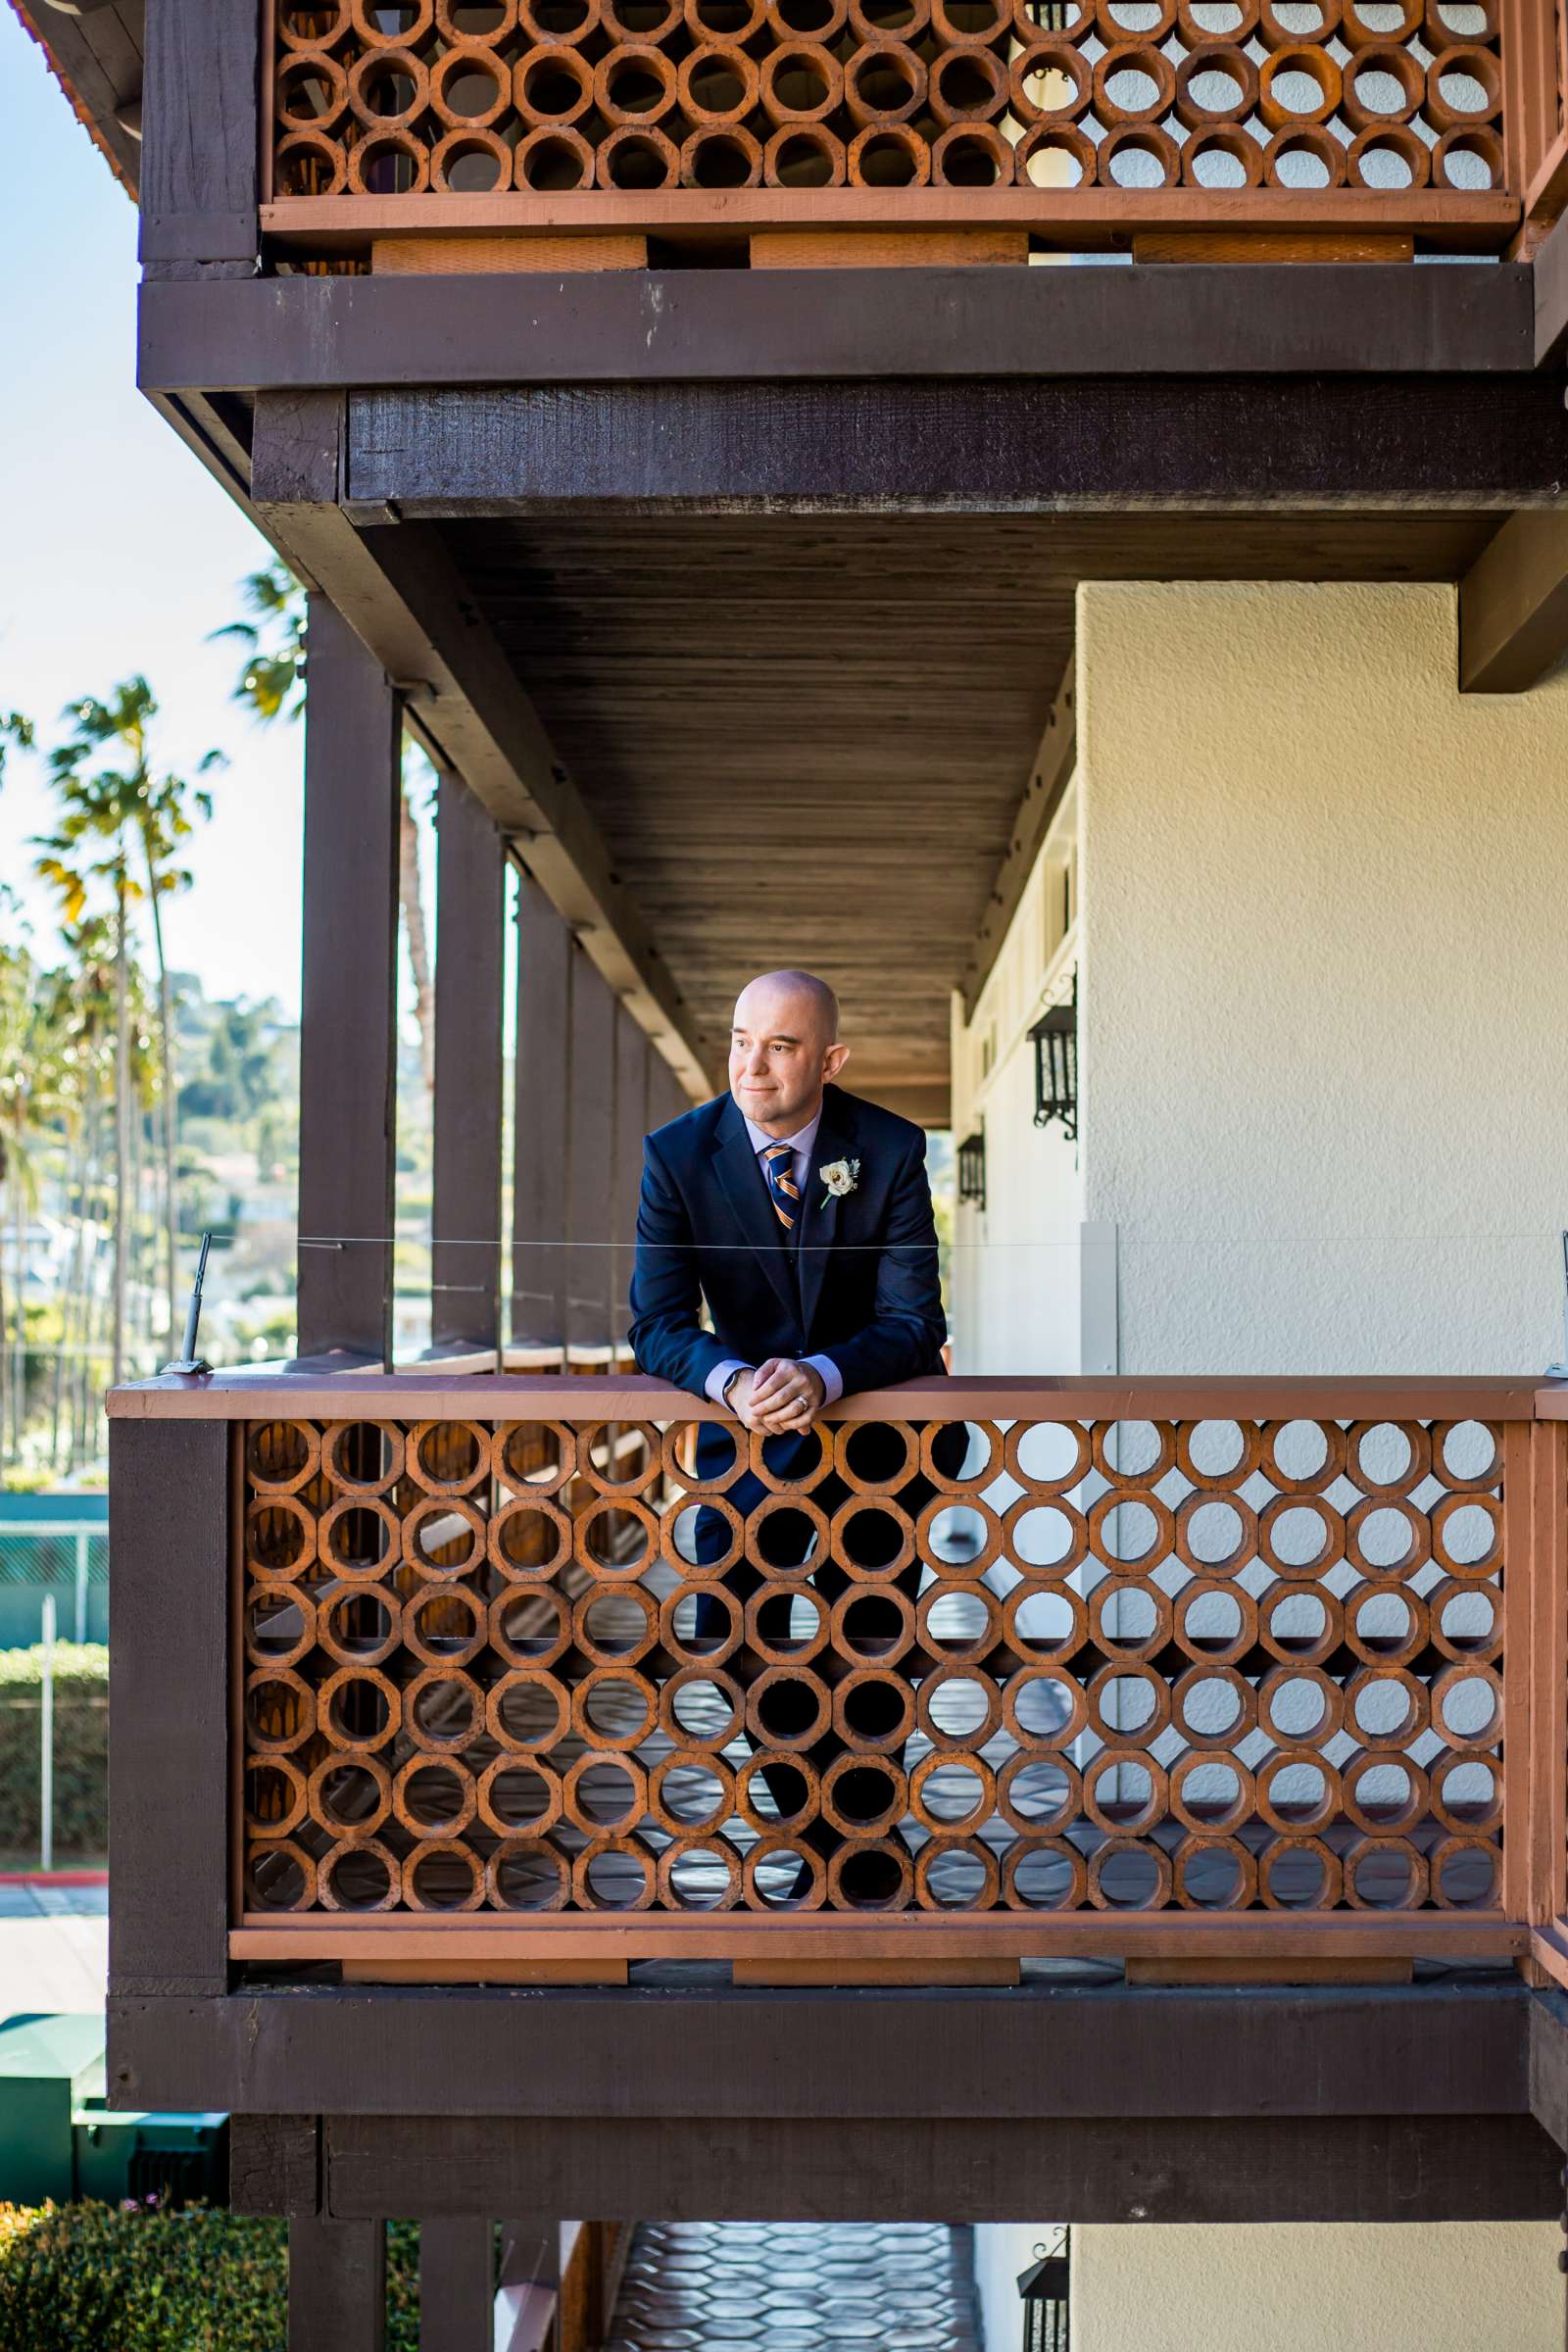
0, 9, 309, 1014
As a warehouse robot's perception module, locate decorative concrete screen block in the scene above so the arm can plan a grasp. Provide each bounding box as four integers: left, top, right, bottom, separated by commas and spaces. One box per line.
268, 0, 1506, 201
238, 1406, 1508, 1928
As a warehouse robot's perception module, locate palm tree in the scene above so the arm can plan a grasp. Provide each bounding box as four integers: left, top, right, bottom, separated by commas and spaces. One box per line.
0, 711, 33, 782
36, 929, 116, 1471
0, 943, 67, 1467
215, 565, 437, 1092
137, 739, 224, 1346
36, 681, 220, 1378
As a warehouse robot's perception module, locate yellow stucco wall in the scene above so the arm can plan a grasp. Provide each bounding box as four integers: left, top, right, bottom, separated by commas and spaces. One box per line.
1071, 2222, 1561, 2352
1076, 579, 1568, 1375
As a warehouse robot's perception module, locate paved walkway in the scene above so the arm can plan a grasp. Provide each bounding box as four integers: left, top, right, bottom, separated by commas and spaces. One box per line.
609, 2222, 983, 2352
0, 1878, 108, 2022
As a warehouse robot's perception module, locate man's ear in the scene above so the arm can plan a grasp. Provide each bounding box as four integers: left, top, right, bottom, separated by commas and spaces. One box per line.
823, 1041, 851, 1084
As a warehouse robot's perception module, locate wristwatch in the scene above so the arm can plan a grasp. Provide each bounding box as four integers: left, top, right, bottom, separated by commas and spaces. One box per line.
721, 1366, 752, 1410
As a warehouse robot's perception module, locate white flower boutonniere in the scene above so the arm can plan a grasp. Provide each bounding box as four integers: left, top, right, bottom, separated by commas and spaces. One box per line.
819, 1157, 860, 1209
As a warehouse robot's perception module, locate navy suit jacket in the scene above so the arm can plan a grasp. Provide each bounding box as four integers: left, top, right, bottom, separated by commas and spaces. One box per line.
628, 1085, 948, 1402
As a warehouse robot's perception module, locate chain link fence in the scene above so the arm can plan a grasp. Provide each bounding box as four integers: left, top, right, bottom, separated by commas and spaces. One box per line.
0, 1517, 109, 1648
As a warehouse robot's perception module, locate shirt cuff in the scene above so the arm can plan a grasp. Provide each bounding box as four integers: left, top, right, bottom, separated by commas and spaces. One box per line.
706, 1358, 752, 1406
805, 1352, 844, 1406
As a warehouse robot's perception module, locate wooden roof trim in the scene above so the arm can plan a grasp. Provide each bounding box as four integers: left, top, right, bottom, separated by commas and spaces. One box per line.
8, 0, 142, 201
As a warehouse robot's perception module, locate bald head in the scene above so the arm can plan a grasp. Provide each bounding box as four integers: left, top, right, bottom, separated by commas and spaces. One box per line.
729, 969, 849, 1136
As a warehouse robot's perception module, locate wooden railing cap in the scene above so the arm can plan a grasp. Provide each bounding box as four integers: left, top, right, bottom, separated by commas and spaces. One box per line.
106, 1368, 1553, 1421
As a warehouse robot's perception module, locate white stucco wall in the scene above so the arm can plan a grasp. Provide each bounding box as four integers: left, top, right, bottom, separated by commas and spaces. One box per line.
1069, 2222, 1561, 2352
1077, 579, 1568, 1376
950, 1006, 1084, 1377
970, 581, 1568, 2348
950, 783, 1084, 1376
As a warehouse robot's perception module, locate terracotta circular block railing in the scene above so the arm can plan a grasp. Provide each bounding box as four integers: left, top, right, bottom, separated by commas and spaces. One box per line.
265, 0, 1509, 206
213, 1369, 1556, 1961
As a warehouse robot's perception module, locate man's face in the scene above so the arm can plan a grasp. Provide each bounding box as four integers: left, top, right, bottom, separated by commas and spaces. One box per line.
728, 978, 846, 1135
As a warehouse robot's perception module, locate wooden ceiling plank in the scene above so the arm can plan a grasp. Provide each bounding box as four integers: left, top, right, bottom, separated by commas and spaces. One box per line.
249, 390, 714, 1101
443, 506, 1501, 1108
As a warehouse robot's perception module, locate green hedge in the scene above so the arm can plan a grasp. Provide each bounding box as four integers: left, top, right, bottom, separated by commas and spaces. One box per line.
0, 1644, 108, 1861
0, 2205, 421, 2350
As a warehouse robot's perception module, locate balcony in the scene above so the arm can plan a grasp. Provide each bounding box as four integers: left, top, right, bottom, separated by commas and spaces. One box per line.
258, 0, 1554, 270
109, 1366, 1568, 1990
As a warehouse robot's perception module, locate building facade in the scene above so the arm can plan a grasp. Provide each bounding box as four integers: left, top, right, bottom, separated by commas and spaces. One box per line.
15, 1, 1568, 2344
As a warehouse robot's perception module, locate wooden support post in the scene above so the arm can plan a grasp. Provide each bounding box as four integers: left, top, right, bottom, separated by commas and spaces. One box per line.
1458, 512, 1568, 696
1505, 0, 1561, 220
432, 773, 505, 1354
1527, 1420, 1568, 1932
419, 2217, 496, 2352
566, 947, 615, 1353
559, 2223, 614, 2352
140, 0, 260, 279
611, 1004, 649, 1349
512, 871, 571, 1354
648, 1054, 690, 1131
107, 1419, 230, 1998
296, 598, 403, 1364
289, 2216, 387, 2352
1502, 1419, 1538, 1929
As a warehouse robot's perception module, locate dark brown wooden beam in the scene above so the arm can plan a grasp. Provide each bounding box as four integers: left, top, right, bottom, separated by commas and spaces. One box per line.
289, 2217, 386, 2352
566, 946, 615, 1351
321, 2111, 1558, 2227
106, 1417, 230, 1997
343, 377, 1568, 516
250, 391, 711, 1099
143, 388, 252, 511
139, 0, 257, 273
136, 267, 1534, 394
418, 2218, 495, 2352
1528, 1988, 1568, 2151
612, 1003, 649, 1346
107, 1980, 1532, 2123
1536, 203, 1568, 368
1458, 509, 1568, 693
962, 656, 1076, 1019
296, 594, 402, 1363
230, 2116, 321, 2216
511, 871, 570, 1351
433, 772, 505, 1353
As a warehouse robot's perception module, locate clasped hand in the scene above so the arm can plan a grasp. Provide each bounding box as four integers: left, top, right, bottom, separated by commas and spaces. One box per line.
727, 1357, 824, 1434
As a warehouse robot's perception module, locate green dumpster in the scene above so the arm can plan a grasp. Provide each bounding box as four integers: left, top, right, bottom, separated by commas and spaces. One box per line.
0, 2013, 226, 2207
0, 2015, 104, 2204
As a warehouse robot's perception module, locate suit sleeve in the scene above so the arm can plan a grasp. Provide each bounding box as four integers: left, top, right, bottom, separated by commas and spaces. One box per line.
817, 1134, 948, 1398
628, 1135, 733, 1399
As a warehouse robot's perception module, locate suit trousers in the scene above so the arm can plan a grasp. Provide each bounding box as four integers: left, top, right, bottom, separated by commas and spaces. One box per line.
689, 1418, 968, 1892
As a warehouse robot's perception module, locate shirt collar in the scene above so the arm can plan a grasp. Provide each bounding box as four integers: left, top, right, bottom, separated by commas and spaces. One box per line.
742, 1105, 822, 1161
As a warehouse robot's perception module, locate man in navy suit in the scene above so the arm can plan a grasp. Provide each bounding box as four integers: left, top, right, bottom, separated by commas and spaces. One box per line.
630, 969, 958, 1897
629, 967, 949, 1427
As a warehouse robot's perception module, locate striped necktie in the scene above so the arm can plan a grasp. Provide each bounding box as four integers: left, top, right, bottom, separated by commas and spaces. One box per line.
760, 1141, 799, 1233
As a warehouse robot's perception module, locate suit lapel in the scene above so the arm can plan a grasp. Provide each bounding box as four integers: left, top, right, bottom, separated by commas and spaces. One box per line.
711, 1096, 798, 1322
798, 1092, 857, 1339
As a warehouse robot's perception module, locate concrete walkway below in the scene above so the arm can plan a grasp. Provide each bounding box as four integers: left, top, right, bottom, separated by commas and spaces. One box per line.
0, 1878, 107, 2023
609, 2221, 984, 2352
